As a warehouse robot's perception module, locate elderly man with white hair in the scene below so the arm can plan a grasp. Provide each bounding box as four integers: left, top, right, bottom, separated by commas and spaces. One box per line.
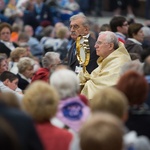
79, 31, 131, 100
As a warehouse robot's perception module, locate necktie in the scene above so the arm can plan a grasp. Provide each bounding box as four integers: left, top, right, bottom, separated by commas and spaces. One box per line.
71, 42, 76, 61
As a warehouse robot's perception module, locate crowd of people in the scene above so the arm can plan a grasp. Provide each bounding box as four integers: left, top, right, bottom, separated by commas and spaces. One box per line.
0, 0, 150, 150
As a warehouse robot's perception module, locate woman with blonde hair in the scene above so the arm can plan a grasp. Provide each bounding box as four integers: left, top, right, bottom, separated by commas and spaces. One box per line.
22, 81, 73, 150
9, 47, 27, 74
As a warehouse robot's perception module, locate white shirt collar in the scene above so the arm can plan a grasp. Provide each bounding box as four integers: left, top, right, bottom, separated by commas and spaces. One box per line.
18, 73, 31, 83
128, 38, 142, 45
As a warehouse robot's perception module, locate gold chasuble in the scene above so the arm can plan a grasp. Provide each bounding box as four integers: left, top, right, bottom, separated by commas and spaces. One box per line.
78, 42, 131, 100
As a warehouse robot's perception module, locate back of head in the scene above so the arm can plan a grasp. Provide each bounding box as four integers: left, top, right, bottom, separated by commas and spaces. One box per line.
90, 87, 128, 120
42, 52, 60, 68
0, 92, 20, 109
56, 26, 69, 39
10, 47, 27, 62
79, 112, 123, 150
100, 24, 111, 32
142, 26, 150, 38
116, 71, 149, 106
50, 69, 80, 99
128, 23, 143, 38
18, 32, 29, 43
110, 16, 127, 32
120, 60, 143, 76
22, 81, 59, 122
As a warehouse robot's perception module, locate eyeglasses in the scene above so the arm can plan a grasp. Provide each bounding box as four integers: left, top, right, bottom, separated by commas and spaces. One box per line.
0, 32, 11, 35
95, 41, 109, 45
69, 24, 80, 30
122, 23, 129, 26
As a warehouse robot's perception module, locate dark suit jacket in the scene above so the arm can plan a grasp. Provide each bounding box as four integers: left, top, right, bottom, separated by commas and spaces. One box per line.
17, 74, 30, 90
33, 3, 53, 25
0, 102, 44, 150
68, 35, 99, 74
0, 42, 18, 57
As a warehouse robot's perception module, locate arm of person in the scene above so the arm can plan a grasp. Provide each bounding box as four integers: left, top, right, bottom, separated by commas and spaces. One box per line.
78, 69, 90, 85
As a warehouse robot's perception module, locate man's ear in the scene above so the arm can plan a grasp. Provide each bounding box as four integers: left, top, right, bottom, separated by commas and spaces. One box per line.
108, 43, 114, 51
117, 26, 122, 32
85, 26, 89, 33
3, 79, 10, 86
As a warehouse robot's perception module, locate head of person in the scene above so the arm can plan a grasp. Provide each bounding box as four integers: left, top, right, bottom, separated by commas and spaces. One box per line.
42, 52, 61, 72
0, 71, 18, 91
22, 81, 59, 122
142, 26, 150, 38
116, 71, 149, 106
18, 32, 29, 44
79, 112, 123, 150
24, 25, 34, 37
128, 23, 144, 42
95, 31, 119, 58
0, 92, 20, 109
10, 47, 27, 62
53, 22, 65, 38
70, 13, 90, 40
100, 23, 111, 32
120, 60, 143, 76
110, 16, 128, 35
90, 87, 128, 122
18, 42, 32, 57
0, 22, 12, 42
56, 26, 70, 39
0, 54, 8, 75
50, 69, 80, 99
17, 57, 35, 79
43, 25, 54, 37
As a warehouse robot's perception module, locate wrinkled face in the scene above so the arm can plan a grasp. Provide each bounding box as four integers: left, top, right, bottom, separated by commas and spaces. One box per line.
23, 66, 34, 79
94, 34, 113, 58
133, 29, 144, 42
50, 58, 62, 73
7, 78, 18, 91
0, 59, 8, 74
0, 27, 11, 42
70, 18, 88, 40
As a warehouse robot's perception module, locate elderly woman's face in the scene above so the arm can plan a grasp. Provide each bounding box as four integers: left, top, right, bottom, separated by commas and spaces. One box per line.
23, 66, 34, 79
0, 27, 11, 42
0, 59, 8, 74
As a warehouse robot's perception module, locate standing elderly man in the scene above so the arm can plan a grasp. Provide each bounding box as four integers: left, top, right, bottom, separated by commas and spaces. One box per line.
68, 13, 99, 74
79, 31, 131, 100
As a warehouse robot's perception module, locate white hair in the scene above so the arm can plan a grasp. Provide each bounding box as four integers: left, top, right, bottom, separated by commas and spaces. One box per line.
142, 26, 150, 37
50, 69, 80, 99
99, 31, 119, 49
120, 60, 143, 75
42, 52, 60, 68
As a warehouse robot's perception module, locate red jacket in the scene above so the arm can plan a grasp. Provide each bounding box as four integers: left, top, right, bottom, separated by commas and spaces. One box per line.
36, 122, 73, 150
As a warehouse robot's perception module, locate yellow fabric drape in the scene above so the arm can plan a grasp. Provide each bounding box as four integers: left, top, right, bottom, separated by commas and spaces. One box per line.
78, 42, 131, 100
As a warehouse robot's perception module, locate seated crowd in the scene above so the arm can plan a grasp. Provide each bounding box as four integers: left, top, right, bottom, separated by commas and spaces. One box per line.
1, 1, 150, 150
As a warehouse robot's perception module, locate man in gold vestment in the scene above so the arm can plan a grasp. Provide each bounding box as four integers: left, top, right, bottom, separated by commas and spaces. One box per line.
79, 31, 131, 100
